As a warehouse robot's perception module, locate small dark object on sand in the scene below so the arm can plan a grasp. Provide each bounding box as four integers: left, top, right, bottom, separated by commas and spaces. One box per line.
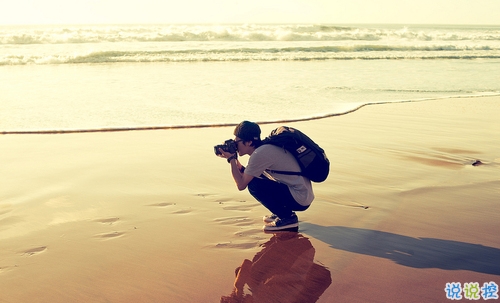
472, 160, 483, 166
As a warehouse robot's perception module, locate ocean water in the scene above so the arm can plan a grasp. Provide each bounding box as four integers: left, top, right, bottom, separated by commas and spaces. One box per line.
1, 23, 499, 133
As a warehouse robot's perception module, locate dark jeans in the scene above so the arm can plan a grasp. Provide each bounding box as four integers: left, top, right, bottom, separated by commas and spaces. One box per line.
247, 176, 309, 219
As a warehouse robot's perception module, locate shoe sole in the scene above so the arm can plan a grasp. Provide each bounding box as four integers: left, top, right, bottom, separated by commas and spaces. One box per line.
263, 226, 299, 233
263, 222, 299, 232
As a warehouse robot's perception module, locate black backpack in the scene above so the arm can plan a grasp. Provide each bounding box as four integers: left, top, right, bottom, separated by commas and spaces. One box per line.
261, 126, 330, 182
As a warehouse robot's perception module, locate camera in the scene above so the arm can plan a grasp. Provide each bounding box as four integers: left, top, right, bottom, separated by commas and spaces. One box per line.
214, 139, 237, 155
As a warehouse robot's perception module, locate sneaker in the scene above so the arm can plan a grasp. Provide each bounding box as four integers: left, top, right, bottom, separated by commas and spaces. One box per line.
263, 212, 297, 223
263, 214, 278, 223
263, 214, 299, 231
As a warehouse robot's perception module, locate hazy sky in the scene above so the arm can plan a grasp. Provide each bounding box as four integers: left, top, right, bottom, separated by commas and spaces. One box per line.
1, 0, 499, 25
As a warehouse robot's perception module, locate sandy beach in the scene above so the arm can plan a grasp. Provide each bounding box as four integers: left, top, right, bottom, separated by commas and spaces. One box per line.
1, 96, 499, 303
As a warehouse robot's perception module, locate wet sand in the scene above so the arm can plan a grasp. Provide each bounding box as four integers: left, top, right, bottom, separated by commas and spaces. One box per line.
1, 96, 499, 302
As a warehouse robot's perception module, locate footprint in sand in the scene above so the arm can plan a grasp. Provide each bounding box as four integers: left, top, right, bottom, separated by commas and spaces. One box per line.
214, 198, 232, 203
171, 208, 193, 214
211, 218, 266, 250
147, 203, 189, 214
94, 231, 125, 239
210, 227, 265, 249
214, 216, 255, 227
234, 228, 266, 237
195, 193, 217, 198
21, 246, 47, 256
0, 265, 18, 274
93, 217, 120, 225
147, 202, 175, 207
222, 203, 261, 211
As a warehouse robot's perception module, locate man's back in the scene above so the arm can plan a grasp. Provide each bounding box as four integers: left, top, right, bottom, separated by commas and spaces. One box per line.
245, 144, 314, 206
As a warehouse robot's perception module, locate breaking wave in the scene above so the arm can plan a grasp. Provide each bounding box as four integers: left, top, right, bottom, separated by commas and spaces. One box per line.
2, 24, 500, 65
2, 45, 500, 65
2, 24, 500, 44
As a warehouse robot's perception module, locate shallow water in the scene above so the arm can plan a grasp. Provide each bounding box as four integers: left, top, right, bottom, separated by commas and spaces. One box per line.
1, 24, 499, 133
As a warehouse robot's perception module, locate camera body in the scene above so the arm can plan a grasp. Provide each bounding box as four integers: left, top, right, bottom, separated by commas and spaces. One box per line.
214, 139, 237, 155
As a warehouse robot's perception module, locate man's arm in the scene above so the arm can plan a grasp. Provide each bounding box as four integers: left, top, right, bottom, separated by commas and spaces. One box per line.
229, 158, 254, 191
218, 147, 254, 191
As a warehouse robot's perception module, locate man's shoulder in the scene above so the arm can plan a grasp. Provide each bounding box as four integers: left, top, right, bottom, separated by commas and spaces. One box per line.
249, 144, 283, 164
252, 144, 294, 163
255, 143, 283, 153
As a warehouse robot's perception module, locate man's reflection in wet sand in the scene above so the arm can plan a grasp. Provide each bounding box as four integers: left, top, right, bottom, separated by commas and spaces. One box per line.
221, 232, 332, 303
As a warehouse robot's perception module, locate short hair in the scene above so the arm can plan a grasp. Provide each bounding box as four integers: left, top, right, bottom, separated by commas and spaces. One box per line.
234, 121, 261, 142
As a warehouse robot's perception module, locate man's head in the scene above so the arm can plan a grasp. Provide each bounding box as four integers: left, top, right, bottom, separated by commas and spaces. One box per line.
234, 121, 261, 142
233, 121, 261, 155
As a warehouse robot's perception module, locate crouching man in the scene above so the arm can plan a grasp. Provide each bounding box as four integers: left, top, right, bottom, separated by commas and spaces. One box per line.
218, 121, 314, 231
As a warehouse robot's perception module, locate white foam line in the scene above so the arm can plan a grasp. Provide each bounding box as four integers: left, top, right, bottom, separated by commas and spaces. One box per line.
2, 93, 499, 135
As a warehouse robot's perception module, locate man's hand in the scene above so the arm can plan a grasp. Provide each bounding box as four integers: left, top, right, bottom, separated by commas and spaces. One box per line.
218, 148, 236, 161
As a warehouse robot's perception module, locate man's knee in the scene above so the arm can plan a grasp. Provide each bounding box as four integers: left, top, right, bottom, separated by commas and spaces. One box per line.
247, 178, 262, 196
247, 177, 273, 200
